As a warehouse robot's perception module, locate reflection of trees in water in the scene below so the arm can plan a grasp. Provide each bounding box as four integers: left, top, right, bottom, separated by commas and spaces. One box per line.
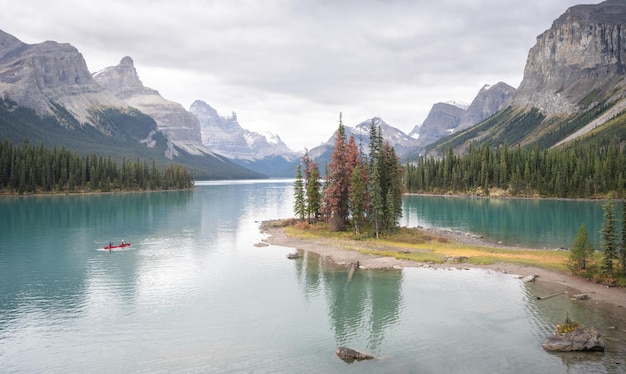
293, 251, 403, 350
367, 272, 403, 350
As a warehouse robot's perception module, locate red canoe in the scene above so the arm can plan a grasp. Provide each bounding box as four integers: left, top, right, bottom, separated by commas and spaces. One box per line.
104, 243, 131, 250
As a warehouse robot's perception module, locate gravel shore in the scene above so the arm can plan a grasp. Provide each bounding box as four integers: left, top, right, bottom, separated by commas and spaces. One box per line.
260, 224, 626, 310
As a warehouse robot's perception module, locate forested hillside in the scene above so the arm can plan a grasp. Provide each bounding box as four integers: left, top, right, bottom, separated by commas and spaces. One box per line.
0, 140, 193, 194
405, 138, 625, 199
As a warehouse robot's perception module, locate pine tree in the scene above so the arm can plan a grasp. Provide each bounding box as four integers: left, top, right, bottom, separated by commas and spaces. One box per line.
350, 163, 366, 235
370, 161, 384, 239
303, 152, 321, 223
323, 114, 351, 230
621, 201, 626, 276
385, 145, 403, 228
601, 198, 618, 276
568, 224, 594, 272
293, 163, 305, 220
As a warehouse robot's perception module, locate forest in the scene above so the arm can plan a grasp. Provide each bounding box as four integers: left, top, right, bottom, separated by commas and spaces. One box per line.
405, 138, 625, 198
0, 139, 194, 194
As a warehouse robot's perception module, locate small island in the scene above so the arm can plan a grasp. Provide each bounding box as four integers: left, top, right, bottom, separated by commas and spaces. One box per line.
542, 314, 605, 352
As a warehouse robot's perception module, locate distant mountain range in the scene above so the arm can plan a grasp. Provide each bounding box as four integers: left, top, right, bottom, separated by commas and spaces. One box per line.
1, 0, 624, 179
0, 31, 261, 179
189, 100, 299, 177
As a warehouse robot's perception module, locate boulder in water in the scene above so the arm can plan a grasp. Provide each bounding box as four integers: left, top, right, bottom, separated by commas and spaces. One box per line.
542, 325, 605, 352
335, 347, 374, 362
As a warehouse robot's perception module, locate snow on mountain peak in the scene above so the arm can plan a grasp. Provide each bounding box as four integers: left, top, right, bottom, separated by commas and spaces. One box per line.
445, 101, 470, 110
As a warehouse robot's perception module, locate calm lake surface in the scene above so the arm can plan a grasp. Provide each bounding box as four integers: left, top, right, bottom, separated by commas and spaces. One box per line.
1, 180, 625, 373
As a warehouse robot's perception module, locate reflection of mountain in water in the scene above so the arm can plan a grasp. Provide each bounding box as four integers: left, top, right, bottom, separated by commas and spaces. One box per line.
292, 251, 404, 350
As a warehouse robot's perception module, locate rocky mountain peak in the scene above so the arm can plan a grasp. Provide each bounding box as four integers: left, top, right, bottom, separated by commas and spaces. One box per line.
0, 30, 124, 124
557, 0, 626, 24
512, 0, 626, 115
0, 29, 25, 57
408, 82, 515, 149
93, 57, 202, 149
93, 56, 158, 99
189, 100, 296, 161
408, 102, 466, 147
456, 81, 516, 131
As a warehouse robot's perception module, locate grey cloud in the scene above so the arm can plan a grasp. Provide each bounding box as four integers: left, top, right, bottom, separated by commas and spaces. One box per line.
0, 0, 593, 150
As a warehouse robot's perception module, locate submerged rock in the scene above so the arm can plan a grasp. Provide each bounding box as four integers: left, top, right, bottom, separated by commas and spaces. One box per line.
335, 347, 374, 362
286, 252, 301, 259
542, 325, 605, 352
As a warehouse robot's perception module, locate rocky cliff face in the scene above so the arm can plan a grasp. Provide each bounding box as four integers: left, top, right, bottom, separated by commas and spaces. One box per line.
512, 0, 626, 115
0, 29, 124, 124
190, 100, 296, 161
409, 82, 515, 149
94, 57, 203, 151
456, 82, 516, 131
409, 102, 466, 148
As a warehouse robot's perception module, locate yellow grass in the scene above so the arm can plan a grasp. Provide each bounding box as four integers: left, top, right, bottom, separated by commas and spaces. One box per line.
280, 222, 569, 272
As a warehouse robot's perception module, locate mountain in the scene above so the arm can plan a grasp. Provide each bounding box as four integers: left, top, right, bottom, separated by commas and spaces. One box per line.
408, 82, 515, 152
309, 117, 418, 168
425, 0, 626, 155
0, 30, 262, 179
408, 102, 467, 148
93, 57, 206, 156
456, 82, 517, 131
0, 30, 125, 124
189, 100, 299, 177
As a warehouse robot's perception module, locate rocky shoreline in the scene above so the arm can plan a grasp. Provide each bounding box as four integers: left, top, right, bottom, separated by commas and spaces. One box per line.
260, 224, 626, 310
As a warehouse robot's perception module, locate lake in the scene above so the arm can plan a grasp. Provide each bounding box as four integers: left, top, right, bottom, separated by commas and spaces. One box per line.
1, 180, 624, 373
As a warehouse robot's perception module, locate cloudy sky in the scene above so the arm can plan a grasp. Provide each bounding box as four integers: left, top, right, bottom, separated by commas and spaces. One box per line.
1, 0, 593, 151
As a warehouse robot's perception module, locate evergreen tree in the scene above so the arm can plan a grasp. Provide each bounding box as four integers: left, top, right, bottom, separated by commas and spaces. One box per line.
385, 145, 403, 228
293, 163, 305, 220
302, 150, 321, 223
621, 201, 626, 276
350, 163, 366, 235
369, 161, 384, 239
568, 224, 594, 272
323, 114, 351, 230
307, 165, 321, 223
601, 198, 618, 276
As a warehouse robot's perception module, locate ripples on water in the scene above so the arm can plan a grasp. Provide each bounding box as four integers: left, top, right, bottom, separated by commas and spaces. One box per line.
2, 184, 626, 373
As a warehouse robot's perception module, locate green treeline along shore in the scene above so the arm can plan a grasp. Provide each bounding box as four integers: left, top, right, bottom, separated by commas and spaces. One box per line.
0, 139, 194, 195
404, 138, 625, 199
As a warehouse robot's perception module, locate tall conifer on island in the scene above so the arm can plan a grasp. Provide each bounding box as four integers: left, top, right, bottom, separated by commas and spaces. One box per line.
302, 149, 321, 223
384, 143, 403, 231
293, 163, 305, 221
306, 162, 321, 223
367, 120, 403, 235
323, 113, 351, 231
350, 163, 366, 235
601, 198, 618, 277
370, 160, 384, 238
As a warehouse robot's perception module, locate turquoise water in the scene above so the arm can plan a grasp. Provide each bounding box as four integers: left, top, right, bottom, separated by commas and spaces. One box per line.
402, 195, 612, 249
1, 181, 624, 373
